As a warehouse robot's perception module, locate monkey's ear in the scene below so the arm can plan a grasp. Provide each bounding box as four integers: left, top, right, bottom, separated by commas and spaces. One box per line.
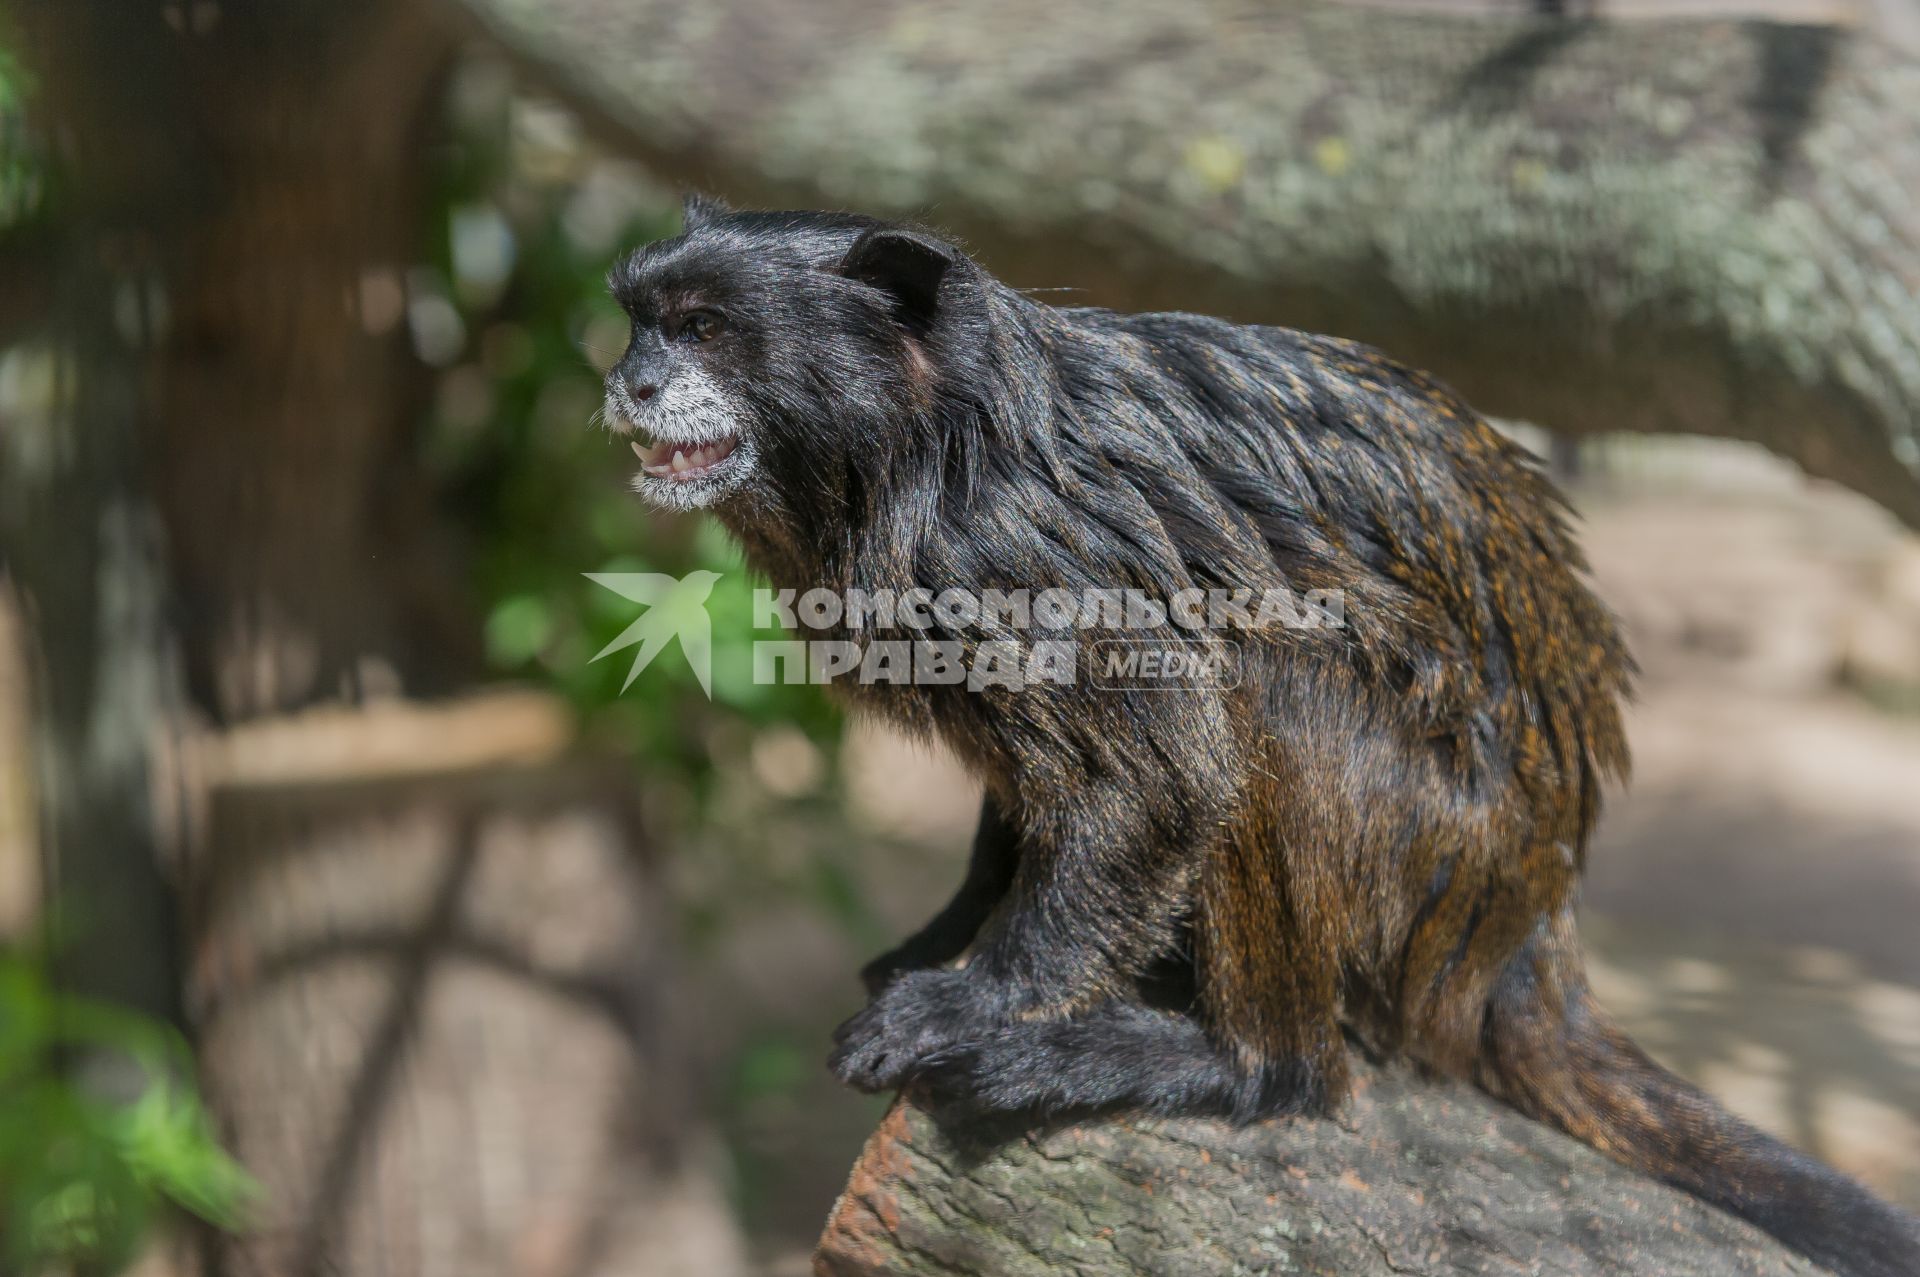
681, 191, 730, 231
839, 227, 959, 335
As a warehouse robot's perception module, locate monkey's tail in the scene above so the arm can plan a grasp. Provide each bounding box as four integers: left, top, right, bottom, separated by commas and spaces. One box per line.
1479, 911, 1920, 1277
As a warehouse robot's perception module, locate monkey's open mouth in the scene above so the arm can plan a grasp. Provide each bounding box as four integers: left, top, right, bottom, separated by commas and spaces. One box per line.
631, 433, 740, 482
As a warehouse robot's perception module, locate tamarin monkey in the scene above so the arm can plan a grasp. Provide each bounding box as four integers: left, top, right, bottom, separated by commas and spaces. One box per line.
604, 197, 1920, 1276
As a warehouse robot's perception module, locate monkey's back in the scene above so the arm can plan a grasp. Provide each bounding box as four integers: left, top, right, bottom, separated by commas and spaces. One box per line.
1071, 309, 1634, 1078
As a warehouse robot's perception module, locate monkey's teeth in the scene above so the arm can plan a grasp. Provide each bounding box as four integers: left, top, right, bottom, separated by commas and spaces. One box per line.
634, 433, 740, 481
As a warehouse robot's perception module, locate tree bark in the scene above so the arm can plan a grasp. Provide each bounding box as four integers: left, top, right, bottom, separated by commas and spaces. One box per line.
462, 0, 1920, 527
0, 234, 54, 348
15, 0, 480, 727
816, 1065, 1825, 1276
3, 5, 192, 1021
145, 0, 484, 720
7, 0, 482, 1011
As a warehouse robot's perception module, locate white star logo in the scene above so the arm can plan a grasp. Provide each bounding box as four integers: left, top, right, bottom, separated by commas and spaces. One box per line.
584, 569, 722, 696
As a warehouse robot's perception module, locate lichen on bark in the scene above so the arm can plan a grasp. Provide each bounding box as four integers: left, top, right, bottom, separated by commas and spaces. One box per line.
464, 0, 1920, 526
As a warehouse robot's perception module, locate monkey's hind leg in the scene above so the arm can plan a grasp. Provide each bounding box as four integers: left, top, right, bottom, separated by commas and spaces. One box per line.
918, 818, 1355, 1122
1190, 810, 1351, 1120
860, 794, 1018, 995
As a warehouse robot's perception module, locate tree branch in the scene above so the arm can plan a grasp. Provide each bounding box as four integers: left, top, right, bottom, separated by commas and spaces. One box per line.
816, 1062, 1825, 1276
461, 0, 1920, 526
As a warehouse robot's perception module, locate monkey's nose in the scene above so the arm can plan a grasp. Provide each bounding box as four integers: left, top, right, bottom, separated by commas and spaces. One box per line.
633, 384, 658, 402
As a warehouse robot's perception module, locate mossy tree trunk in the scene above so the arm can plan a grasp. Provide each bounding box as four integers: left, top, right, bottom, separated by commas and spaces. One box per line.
466, 0, 1920, 526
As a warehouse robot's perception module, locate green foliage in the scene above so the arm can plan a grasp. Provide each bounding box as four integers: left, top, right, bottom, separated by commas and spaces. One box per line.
0, 32, 46, 232
0, 951, 256, 1274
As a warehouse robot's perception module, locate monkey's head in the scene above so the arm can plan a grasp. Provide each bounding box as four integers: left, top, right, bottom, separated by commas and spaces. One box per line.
604, 195, 995, 535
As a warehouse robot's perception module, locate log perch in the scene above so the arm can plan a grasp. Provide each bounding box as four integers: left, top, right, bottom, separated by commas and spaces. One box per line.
815, 1061, 1825, 1276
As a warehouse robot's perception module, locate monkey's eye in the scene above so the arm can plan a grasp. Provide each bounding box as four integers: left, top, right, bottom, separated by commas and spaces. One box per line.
671, 310, 726, 344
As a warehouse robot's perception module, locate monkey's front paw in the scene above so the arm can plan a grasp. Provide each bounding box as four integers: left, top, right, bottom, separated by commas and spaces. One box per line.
829, 968, 1003, 1093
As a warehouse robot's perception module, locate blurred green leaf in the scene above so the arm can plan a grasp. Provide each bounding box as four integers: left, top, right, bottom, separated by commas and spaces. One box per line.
0, 30, 48, 249
730, 1035, 808, 1104
485, 592, 554, 667
0, 951, 257, 1274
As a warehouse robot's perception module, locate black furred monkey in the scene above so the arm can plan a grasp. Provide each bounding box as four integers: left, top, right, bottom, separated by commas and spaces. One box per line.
602, 196, 1920, 1277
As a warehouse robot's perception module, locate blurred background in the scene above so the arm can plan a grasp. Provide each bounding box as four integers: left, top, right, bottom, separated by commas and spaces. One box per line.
1, 0, 1918, 1273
